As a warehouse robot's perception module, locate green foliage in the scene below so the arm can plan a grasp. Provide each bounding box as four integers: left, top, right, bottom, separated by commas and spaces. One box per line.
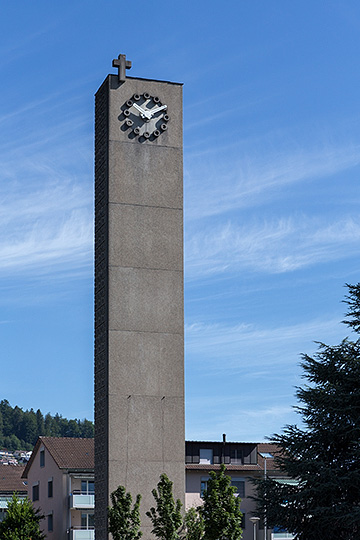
253, 284, 360, 540
108, 485, 142, 540
184, 507, 204, 540
146, 473, 183, 540
0, 494, 45, 540
201, 464, 243, 540
0, 399, 94, 451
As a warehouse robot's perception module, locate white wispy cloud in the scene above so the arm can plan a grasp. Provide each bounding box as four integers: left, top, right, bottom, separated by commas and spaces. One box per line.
185, 142, 360, 219
0, 172, 92, 274
0, 84, 93, 278
185, 316, 345, 370
185, 215, 360, 278
0, 208, 92, 272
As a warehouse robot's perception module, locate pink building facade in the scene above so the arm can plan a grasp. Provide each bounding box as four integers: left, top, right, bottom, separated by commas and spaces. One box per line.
22, 437, 94, 540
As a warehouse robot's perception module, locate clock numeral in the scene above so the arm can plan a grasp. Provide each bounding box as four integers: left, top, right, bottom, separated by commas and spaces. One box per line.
163, 114, 170, 122
133, 127, 141, 135
143, 92, 150, 99
133, 94, 140, 101
153, 96, 160, 103
123, 109, 131, 117
125, 119, 134, 127
160, 123, 168, 131
153, 130, 161, 138
126, 100, 133, 107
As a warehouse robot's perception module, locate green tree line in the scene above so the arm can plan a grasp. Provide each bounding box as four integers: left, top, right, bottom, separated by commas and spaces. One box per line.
0, 399, 94, 451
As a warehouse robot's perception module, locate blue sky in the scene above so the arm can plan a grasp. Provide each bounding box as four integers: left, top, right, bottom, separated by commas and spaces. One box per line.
1, 1, 360, 442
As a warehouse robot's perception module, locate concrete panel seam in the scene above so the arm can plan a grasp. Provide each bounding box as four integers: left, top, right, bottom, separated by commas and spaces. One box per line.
109, 201, 183, 211
108, 328, 184, 336
109, 264, 183, 273
109, 329, 183, 336
108, 139, 182, 150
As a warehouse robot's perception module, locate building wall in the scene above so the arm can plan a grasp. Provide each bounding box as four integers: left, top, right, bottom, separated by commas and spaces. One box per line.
26, 444, 66, 540
185, 469, 264, 540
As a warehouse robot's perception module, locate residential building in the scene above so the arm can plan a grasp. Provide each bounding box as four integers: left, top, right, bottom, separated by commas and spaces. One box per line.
0, 464, 27, 522
186, 438, 293, 540
22, 437, 94, 540
22, 436, 292, 540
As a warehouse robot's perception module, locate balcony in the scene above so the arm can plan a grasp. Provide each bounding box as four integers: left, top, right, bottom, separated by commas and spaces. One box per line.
69, 492, 95, 509
69, 528, 95, 540
0, 495, 26, 509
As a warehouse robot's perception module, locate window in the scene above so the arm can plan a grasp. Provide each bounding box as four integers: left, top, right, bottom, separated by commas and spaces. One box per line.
81, 512, 95, 529
81, 479, 95, 494
199, 448, 213, 464
230, 448, 243, 464
32, 484, 39, 501
48, 478, 53, 498
201, 476, 245, 498
48, 513, 53, 532
40, 449, 45, 467
200, 476, 209, 497
231, 478, 245, 498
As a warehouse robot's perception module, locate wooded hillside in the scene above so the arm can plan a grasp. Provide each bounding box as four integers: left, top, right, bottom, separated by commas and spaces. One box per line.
0, 400, 94, 451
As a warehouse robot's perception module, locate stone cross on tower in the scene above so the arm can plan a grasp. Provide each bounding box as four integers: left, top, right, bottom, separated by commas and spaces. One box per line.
112, 53, 132, 82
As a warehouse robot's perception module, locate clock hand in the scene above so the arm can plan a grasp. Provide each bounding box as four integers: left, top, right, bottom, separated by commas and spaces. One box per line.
149, 104, 168, 116
133, 103, 146, 114
132, 103, 152, 120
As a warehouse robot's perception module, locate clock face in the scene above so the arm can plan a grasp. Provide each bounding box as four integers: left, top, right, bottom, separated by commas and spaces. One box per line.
121, 92, 170, 141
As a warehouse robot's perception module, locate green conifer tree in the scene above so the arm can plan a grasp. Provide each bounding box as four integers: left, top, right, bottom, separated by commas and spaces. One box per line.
253, 284, 360, 540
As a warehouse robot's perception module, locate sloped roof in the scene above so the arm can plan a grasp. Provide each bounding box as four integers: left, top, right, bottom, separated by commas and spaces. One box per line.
0, 465, 27, 494
22, 437, 94, 478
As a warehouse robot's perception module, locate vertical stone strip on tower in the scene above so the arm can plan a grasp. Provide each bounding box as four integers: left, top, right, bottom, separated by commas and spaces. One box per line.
94, 76, 110, 539
95, 61, 184, 539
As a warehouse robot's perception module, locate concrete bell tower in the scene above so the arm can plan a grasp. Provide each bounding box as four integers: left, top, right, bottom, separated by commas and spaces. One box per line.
94, 55, 184, 539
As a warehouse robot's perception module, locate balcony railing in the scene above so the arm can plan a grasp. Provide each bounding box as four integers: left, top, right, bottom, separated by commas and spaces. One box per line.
69, 528, 95, 540
69, 493, 95, 509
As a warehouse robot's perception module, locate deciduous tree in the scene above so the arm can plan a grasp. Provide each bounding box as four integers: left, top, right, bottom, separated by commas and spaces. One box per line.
184, 506, 204, 540
146, 473, 183, 540
201, 464, 243, 540
108, 485, 142, 540
0, 494, 45, 540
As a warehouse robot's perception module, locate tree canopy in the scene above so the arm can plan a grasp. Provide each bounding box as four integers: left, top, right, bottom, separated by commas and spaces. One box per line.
0, 494, 45, 540
146, 473, 183, 540
253, 284, 360, 540
108, 485, 142, 540
201, 464, 243, 540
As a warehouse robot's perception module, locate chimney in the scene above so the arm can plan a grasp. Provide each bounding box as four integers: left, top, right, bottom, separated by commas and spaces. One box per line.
222, 433, 226, 444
